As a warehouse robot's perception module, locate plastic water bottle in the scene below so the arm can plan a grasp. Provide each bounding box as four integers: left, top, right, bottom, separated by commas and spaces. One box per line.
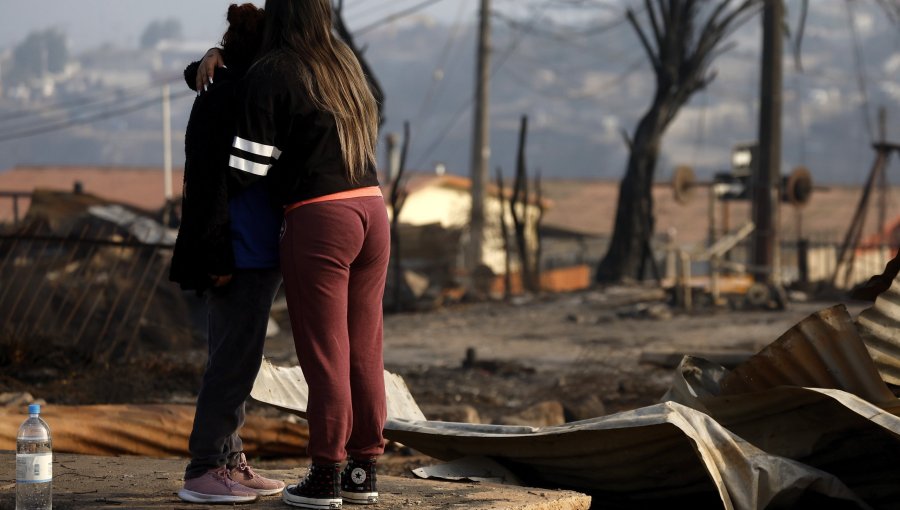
16, 404, 52, 510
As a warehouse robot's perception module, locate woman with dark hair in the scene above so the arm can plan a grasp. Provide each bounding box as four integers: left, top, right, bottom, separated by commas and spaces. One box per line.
171, 3, 285, 504
218, 0, 389, 508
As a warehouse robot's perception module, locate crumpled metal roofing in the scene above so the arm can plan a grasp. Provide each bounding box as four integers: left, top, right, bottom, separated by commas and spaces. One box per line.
252, 357, 867, 509
719, 304, 898, 409
668, 356, 900, 509
251, 304, 900, 509
251, 360, 426, 422
856, 276, 900, 386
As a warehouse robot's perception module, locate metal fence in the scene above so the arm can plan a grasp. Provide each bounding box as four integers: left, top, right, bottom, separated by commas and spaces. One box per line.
0, 225, 197, 366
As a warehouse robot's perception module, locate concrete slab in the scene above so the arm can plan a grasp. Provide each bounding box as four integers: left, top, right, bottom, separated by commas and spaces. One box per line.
0, 452, 591, 510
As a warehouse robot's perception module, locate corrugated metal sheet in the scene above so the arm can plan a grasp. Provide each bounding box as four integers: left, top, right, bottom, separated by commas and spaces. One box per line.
250, 303, 900, 509
0, 404, 308, 458
856, 277, 900, 386
720, 304, 898, 409
251, 359, 865, 509
384, 402, 867, 510
250, 358, 427, 422
668, 356, 900, 508
666, 303, 900, 508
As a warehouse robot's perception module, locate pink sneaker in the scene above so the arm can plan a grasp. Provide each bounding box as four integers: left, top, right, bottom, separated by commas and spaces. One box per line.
178, 466, 259, 504
230, 453, 286, 496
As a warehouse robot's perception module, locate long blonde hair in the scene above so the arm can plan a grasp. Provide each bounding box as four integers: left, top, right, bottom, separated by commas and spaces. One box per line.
261, 0, 378, 181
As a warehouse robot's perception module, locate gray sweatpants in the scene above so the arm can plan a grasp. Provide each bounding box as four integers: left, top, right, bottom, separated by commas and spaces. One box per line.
184, 268, 282, 479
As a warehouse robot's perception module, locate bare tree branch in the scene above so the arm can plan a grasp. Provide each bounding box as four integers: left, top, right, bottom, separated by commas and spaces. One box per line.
626, 8, 662, 72
644, 0, 664, 52
876, 0, 900, 22
597, 0, 763, 282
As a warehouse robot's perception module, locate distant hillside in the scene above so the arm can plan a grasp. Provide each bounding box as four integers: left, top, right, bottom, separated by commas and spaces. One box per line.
0, 3, 897, 185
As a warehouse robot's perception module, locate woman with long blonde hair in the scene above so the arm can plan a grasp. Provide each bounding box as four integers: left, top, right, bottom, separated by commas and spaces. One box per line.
223, 0, 388, 508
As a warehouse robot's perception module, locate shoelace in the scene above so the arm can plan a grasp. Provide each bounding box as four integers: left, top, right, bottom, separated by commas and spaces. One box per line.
300, 464, 316, 486
212, 467, 243, 488
236, 460, 259, 479
234, 453, 260, 480
298, 464, 329, 489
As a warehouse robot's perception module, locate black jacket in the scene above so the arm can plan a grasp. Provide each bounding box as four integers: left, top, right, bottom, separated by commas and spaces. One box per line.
169, 62, 240, 294
226, 51, 380, 207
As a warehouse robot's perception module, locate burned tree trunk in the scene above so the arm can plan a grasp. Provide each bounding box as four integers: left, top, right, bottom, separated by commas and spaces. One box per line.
495, 167, 512, 300
389, 122, 410, 311
595, 0, 762, 283
533, 169, 545, 286
596, 97, 666, 282
510, 115, 539, 293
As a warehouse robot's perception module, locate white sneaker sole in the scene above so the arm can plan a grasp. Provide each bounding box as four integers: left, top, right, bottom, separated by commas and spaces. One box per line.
177, 488, 258, 504
342, 491, 378, 504
247, 484, 285, 496
283, 485, 342, 509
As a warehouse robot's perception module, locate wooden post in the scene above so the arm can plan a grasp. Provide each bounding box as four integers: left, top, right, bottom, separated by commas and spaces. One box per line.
495, 167, 512, 300
679, 250, 692, 312
752, 0, 784, 283
389, 122, 411, 311
467, 0, 492, 277
710, 255, 721, 305
12, 195, 19, 227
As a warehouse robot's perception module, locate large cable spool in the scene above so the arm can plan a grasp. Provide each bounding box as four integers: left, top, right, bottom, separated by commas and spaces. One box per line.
672, 165, 696, 205
785, 166, 813, 206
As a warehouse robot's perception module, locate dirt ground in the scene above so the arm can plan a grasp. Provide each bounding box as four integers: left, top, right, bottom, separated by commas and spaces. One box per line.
0, 286, 870, 472
272, 288, 868, 421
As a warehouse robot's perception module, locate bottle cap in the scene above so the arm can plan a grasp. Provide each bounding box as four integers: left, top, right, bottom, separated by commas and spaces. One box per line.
28, 404, 40, 415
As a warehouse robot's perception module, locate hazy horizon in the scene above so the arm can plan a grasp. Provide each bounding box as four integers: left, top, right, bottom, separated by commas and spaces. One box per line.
0, 0, 479, 52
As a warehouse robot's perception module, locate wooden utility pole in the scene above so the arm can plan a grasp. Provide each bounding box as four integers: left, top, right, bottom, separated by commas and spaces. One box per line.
752, 0, 783, 283
467, 0, 491, 275
878, 107, 888, 237
162, 83, 173, 201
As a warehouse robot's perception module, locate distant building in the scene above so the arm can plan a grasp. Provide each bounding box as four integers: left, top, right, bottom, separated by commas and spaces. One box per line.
5, 165, 897, 289
0, 165, 181, 223
389, 172, 547, 278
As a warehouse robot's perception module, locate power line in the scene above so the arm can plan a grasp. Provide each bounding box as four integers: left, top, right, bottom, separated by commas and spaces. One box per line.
844, 0, 875, 143
789, 69, 808, 166
690, 89, 709, 169
0, 80, 185, 138
412, 27, 524, 169
491, 7, 635, 47
413, 0, 471, 125
0, 75, 182, 125
355, 0, 450, 35
0, 89, 194, 143
503, 53, 645, 100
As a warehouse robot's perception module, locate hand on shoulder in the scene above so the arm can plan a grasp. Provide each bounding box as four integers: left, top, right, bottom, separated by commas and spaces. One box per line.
196, 48, 226, 93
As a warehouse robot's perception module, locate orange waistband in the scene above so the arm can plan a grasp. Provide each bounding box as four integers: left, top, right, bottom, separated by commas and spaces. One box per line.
284, 186, 383, 215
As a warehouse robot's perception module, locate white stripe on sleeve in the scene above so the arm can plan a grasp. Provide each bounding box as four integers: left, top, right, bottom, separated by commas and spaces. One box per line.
229, 154, 272, 176
233, 136, 277, 158
272, 147, 282, 160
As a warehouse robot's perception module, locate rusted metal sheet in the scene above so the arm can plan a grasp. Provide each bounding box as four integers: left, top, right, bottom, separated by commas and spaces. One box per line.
385, 402, 864, 510
856, 276, 900, 386
720, 304, 898, 409
252, 360, 865, 509
0, 404, 308, 458
250, 304, 900, 509
668, 356, 900, 508
666, 304, 900, 508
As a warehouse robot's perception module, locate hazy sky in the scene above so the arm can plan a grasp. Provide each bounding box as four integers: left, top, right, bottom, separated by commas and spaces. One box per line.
0, 0, 481, 51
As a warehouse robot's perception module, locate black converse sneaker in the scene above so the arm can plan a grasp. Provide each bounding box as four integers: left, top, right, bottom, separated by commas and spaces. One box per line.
340, 458, 378, 505
283, 463, 342, 509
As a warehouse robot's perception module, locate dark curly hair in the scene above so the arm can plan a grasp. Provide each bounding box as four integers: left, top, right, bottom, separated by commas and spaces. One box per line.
220, 3, 265, 74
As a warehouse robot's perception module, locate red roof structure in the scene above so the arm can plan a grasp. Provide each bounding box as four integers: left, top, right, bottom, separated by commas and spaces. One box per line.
0, 165, 184, 222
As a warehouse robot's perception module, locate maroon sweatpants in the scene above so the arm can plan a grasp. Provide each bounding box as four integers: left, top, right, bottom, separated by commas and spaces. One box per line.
280, 196, 390, 463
